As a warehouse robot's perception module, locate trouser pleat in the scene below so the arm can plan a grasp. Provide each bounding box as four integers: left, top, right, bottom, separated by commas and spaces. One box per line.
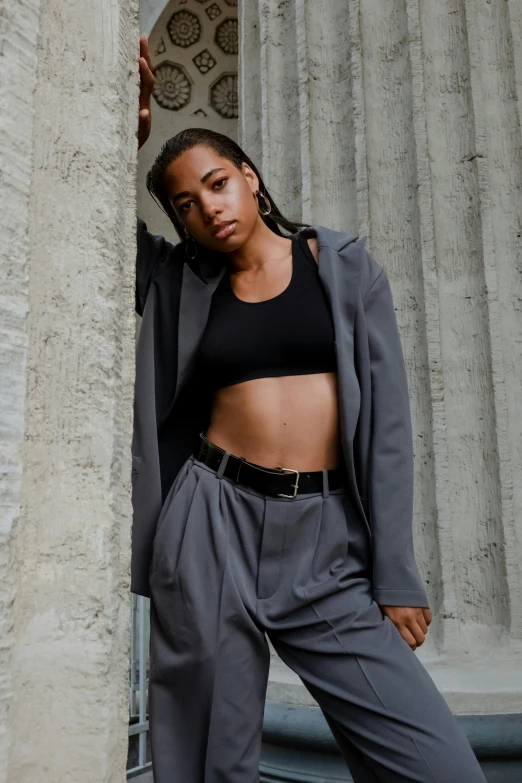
148, 456, 486, 783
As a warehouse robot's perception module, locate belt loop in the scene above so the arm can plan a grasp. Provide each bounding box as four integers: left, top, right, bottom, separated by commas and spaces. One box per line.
236, 456, 245, 483
322, 469, 330, 498
216, 450, 231, 479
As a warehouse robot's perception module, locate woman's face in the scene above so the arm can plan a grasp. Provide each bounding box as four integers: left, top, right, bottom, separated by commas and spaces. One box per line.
162, 145, 261, 251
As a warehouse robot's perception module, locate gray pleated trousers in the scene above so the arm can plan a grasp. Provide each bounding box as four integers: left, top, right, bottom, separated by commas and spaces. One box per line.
148, 450, 486, 783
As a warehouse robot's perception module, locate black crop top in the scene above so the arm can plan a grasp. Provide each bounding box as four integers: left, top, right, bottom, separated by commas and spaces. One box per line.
196, 234, 337, 392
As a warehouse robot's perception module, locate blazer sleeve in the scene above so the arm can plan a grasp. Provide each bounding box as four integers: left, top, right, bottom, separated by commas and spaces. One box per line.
136, 217, 176, 316
362, 267, 429, 608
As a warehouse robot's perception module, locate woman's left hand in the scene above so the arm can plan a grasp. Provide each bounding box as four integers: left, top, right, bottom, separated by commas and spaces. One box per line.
138, 34, 155, 150
379, 605, 432, 651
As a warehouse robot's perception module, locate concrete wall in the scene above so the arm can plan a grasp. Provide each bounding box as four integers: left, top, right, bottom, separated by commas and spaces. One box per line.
0, 0, 42, 776
0, 0, 139, 779
240, 0, 522, 714
2, 2, 519, 777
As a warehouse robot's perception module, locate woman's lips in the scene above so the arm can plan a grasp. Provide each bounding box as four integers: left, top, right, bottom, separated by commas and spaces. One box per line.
213, 220, 236, 239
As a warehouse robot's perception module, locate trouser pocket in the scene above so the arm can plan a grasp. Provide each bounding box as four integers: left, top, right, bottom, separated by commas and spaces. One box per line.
150, 457, 197, 579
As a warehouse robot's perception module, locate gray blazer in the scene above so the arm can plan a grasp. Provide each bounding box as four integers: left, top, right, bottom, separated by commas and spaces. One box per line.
131, 218, 429, 608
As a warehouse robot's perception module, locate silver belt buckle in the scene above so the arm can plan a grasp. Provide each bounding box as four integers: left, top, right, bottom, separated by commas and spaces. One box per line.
275, 467, 300, 498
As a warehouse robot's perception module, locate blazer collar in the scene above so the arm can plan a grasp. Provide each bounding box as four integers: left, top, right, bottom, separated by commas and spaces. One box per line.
296, 223, 360, 253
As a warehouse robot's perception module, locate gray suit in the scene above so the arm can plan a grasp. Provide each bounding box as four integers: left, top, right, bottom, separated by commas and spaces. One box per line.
132, 218, 426, 605
131, 219, 486, 782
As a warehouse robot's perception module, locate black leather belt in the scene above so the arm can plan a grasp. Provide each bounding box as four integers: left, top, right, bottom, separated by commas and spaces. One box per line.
195, 432, 345, 498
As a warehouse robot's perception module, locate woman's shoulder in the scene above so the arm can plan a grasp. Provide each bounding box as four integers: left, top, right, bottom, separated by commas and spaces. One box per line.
304, 223, 384, 299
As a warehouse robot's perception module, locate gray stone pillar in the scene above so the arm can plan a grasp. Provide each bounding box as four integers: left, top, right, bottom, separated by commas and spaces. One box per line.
0, 0, 42, 777
0, 0, 139, 780
240, 0, 522, 716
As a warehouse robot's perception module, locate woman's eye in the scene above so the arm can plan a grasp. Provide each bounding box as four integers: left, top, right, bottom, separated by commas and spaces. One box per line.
179, 179, 226, 211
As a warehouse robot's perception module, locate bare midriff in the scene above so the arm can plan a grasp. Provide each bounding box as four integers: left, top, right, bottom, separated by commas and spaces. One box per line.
204, 371, 343, 471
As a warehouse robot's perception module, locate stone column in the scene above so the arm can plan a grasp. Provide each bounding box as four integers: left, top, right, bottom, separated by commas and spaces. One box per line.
240, 0, 522, 716
0, 0, 139, 780
0, 0, 42, 777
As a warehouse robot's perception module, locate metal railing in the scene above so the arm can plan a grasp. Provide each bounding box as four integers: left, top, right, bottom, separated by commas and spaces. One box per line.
127, 594, 151, 777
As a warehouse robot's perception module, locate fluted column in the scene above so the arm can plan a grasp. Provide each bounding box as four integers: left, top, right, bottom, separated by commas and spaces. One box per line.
240, 0, 522, 714
0, 0, 42, 777
0, 0, 139, 779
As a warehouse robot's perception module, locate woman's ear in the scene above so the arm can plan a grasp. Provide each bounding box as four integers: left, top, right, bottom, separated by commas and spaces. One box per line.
241, 162, 258, 194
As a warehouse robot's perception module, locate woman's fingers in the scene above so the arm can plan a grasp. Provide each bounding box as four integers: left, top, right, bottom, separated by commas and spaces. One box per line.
415, 614, 429, 635
139, 57, 155, 106
398, 625, 418, 650
139, 34, 155, 108
138, 36, 155, 149
141, 34, 154, 71
139, 34, 148, 60
406, 618, 427, 647
380, 605, 430, 651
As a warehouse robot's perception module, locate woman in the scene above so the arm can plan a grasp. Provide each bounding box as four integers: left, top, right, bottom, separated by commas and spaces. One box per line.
134, 35, 486, 783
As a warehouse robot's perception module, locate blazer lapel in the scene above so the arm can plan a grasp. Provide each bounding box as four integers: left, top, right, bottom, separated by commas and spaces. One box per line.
297, 224, 367, 446
158, 256, 226, 428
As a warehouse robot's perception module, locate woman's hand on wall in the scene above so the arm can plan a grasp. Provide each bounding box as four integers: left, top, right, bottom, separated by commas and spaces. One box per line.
138, 34, 155, 150
380, 605, 432, 651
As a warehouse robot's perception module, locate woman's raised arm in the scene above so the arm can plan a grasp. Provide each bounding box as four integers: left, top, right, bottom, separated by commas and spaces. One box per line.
135, 36, 178, 316
136, 218, 178, 316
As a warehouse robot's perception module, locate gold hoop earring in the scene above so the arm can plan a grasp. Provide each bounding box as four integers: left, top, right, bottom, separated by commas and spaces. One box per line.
255, 190, 272, 216
184, 231, 198, 261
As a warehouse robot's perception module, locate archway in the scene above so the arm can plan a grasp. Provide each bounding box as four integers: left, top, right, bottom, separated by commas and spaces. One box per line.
138, 0, 239, 240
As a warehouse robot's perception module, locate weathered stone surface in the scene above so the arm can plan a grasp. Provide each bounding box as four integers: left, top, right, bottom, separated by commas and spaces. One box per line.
241, 0, 522, 713
0, 0, 42, 777
0, 0, 139, 779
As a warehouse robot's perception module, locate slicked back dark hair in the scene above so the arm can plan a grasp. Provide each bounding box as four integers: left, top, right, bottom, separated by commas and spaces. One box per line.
145, 127, 310, 246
